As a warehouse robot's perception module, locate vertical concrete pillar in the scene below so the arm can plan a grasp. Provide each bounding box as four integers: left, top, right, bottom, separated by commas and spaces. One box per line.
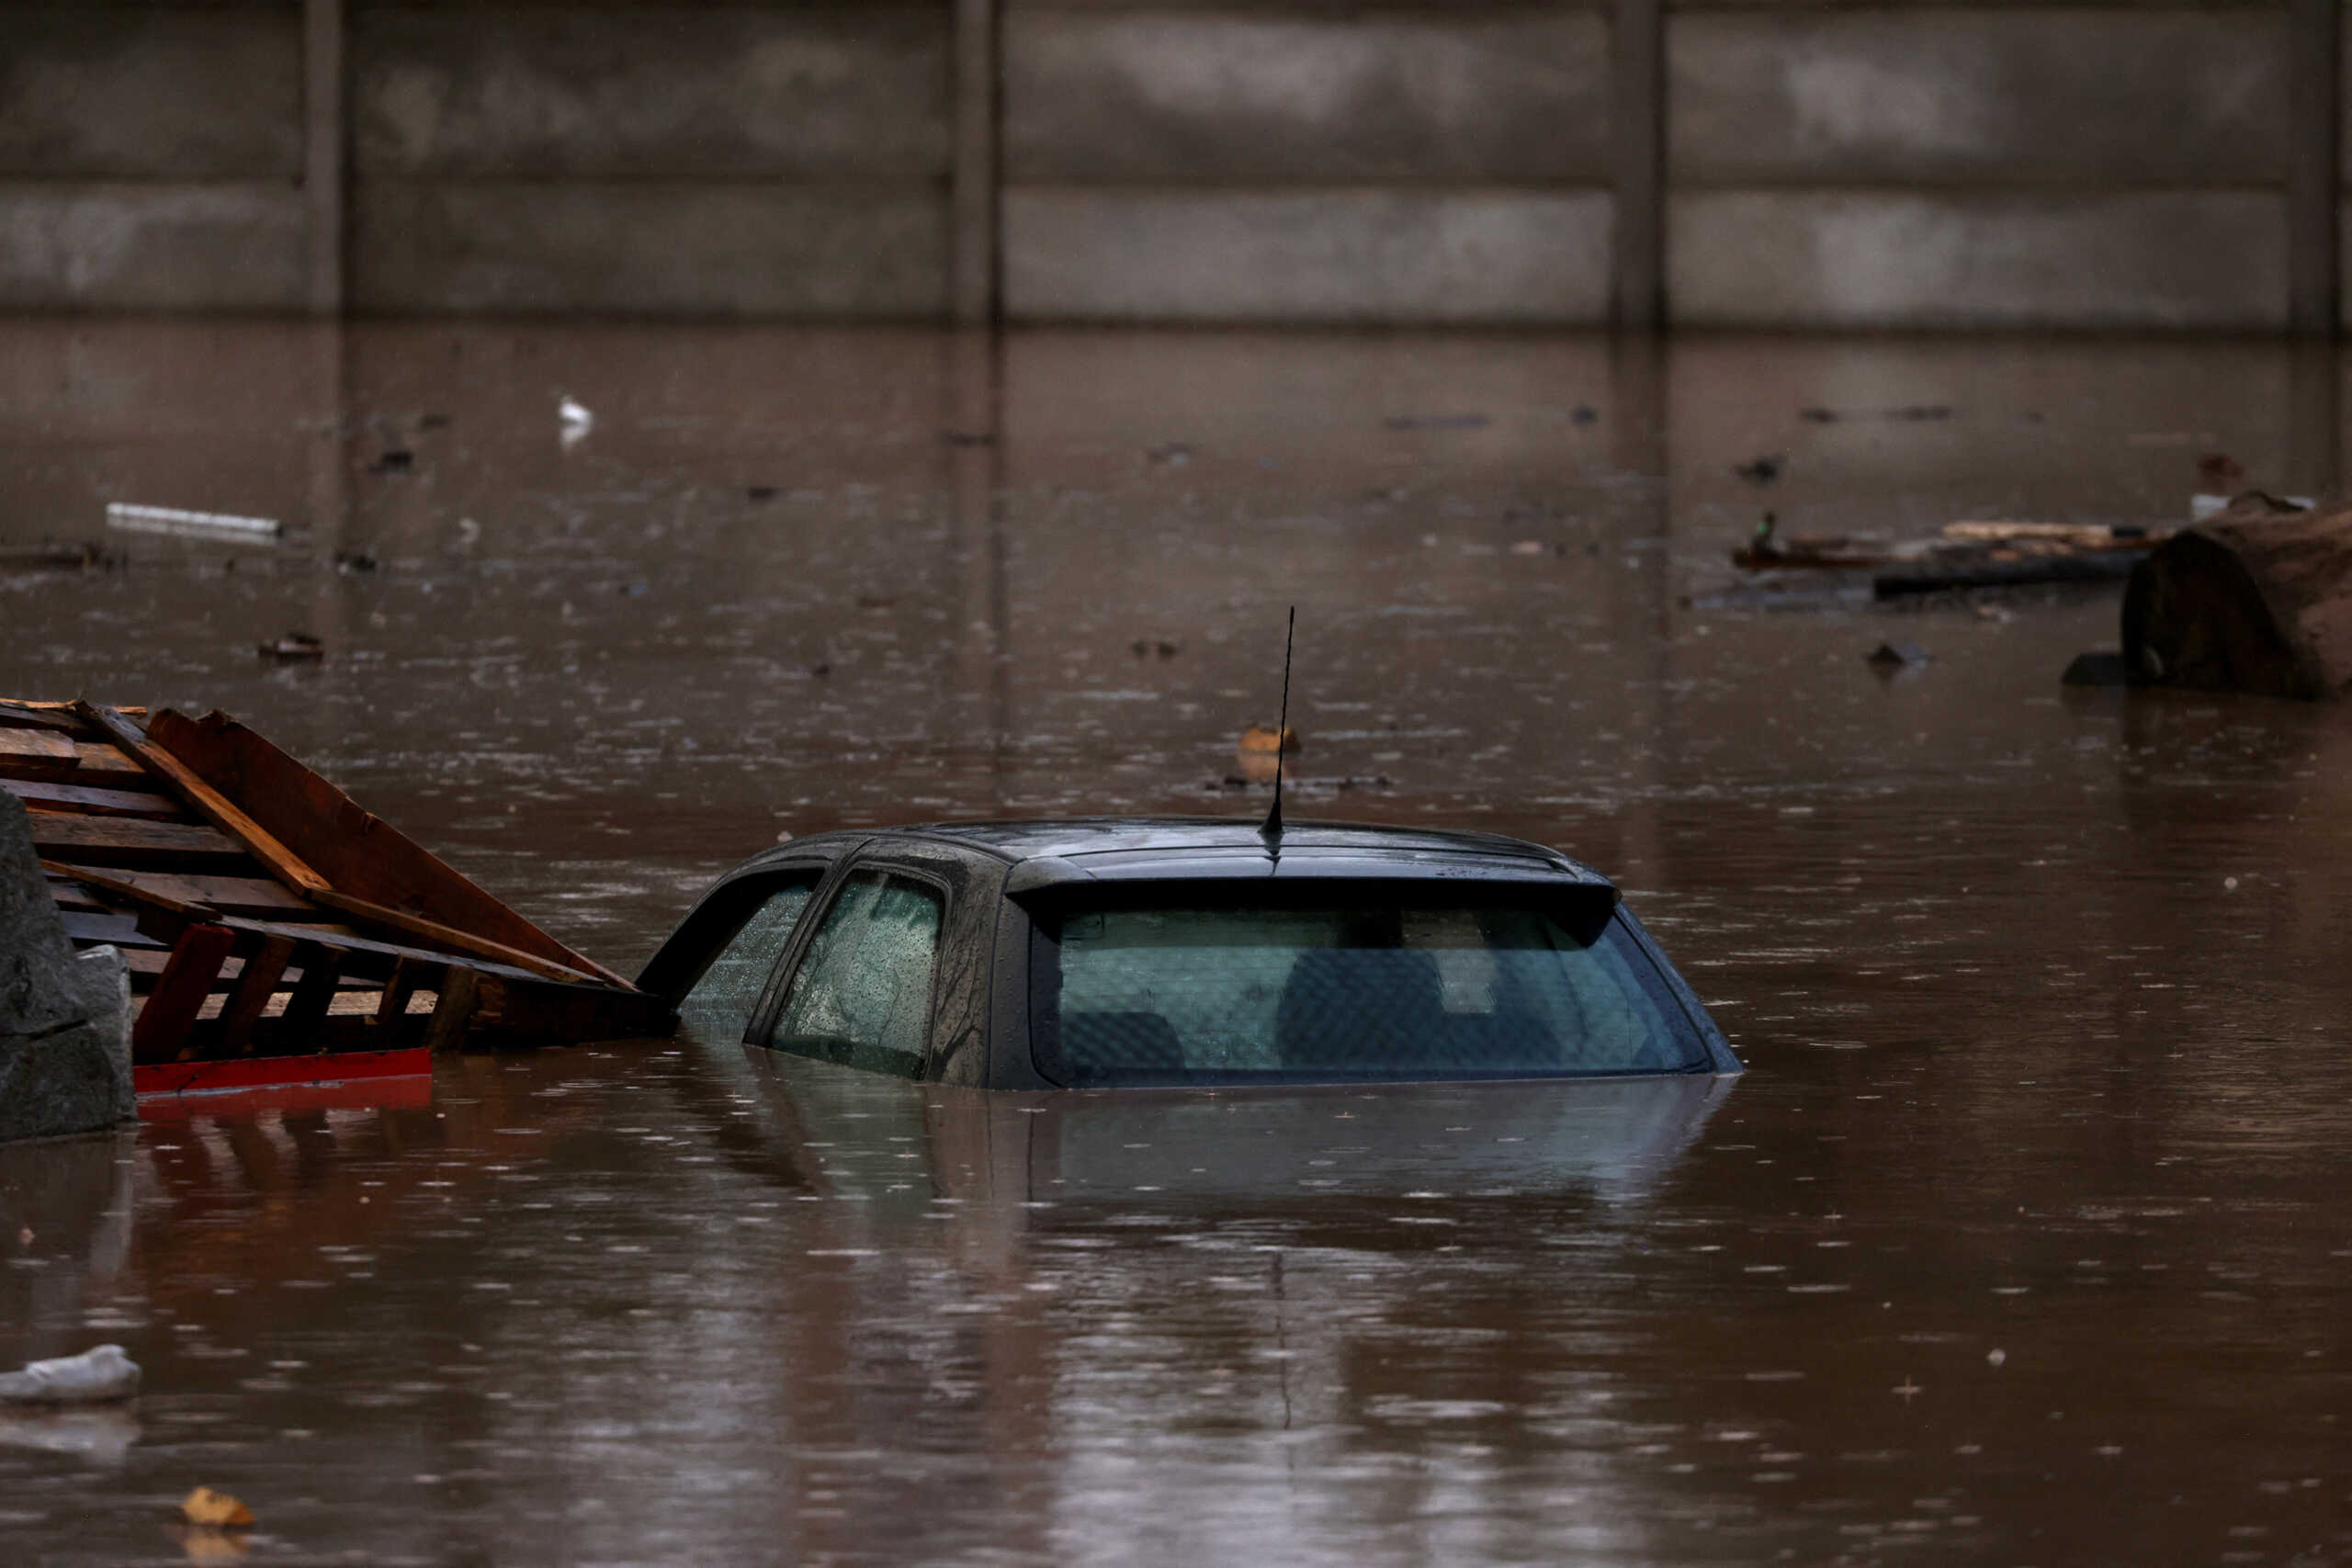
2288, 0, 2340, 335
952, 0, 1001, 325
1607, 333, 1669, 886
303, 0, 345, 316
945, 332, 1010, 805
305, 321, 347, 731
1611, 0, 1667, 331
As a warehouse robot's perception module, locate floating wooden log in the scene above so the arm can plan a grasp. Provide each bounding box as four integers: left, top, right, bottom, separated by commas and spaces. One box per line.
4, 699, 674, 1104
2121, 502, 2352, 699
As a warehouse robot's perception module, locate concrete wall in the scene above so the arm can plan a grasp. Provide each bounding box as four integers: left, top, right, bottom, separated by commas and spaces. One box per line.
0, 0, 2341, 329
1001, 5, 1615, 321
0, 6, 309, 310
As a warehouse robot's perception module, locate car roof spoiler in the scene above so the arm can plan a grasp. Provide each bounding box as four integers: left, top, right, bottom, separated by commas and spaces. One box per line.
1003, 849, 1619, 902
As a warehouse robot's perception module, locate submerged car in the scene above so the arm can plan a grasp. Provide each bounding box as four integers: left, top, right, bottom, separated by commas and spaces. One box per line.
640, 819, 1741, 1089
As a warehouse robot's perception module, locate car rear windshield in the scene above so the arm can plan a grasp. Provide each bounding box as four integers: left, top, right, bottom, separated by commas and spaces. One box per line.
1029, 887, 1713, 1087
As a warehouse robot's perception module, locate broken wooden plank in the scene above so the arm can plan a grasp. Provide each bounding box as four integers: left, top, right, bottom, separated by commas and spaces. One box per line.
0, 733, 148, 786
46, 864, 321, 919
314, 889, 609, 987
137, 909, 548, 987
0, 702, 94, 736
0, 728, 80, 782
142, 707, 630, 987
133, 925, 238, 1064
27, 812, 250, 871
2, 777, 186, 820
218, 935, 298, 1055
76, 703, 331, 896
275, 942, 348, 1040
371, 957, 422, 1030
423, 966, 481, 1053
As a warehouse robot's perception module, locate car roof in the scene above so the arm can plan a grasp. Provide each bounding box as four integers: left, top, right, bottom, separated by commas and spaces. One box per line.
754, 818, 1614, 892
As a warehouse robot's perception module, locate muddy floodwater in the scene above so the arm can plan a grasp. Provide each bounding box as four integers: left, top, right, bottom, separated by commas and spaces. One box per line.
3, 321, 2351, 1565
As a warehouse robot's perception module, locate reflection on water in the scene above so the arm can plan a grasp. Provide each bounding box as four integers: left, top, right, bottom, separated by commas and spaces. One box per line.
2, 321, 2351, 1563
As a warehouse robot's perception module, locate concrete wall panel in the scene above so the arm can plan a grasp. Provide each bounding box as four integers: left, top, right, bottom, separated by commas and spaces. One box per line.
1672, 11, 2288, 186
1003, 188, 1612, 321
352, 181, 946, 316
355, 6, 950, 177
1005, 11, 1610, 183
1671, 190, 2286, 329
0, 10, 302, 179
0, 184, 306, 310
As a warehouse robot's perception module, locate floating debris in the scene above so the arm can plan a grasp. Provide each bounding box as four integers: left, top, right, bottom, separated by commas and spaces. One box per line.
0, 1344, 139, 1404
0, 542, 115, 572
5, 699, 672, 1100
179, 1486, 254, 1529
559, 395, 594, 449
1866, 639, 1932, 670
1733, 454, 1786, 485
105, 503, 278, 543
2121, 497, 2352, 699
1732, 513, 2177, 596
256, 633, 323, 663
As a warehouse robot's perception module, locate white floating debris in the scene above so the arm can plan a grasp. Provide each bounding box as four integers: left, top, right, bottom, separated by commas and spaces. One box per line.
559, 396, 594, 449
0, 1344, 141, 1404
106, 502, 280, 542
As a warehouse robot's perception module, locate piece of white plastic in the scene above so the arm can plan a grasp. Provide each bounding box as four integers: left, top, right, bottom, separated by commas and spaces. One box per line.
0, 1344, 141, 1404
105, 502, 280, 541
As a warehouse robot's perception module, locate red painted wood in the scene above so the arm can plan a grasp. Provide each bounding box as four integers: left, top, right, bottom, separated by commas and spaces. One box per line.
135, 1047, 433, 1106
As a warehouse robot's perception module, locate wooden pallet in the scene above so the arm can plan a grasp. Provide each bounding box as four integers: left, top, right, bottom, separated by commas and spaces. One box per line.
3, 699, 673, 1099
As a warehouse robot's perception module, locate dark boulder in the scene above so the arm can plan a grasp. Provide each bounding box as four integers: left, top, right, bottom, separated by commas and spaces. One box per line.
0, 793, 131, 1142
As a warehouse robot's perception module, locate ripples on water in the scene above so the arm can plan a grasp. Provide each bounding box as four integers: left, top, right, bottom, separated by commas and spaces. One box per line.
1, 322, 2348, 1564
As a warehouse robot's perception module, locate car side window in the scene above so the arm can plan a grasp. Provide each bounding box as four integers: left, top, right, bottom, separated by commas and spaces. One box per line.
675, 873, 822, 1040
768, 871, 943, 1076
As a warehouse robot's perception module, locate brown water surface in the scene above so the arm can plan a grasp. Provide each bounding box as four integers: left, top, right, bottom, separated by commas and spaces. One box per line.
2, 321, 2349, 1565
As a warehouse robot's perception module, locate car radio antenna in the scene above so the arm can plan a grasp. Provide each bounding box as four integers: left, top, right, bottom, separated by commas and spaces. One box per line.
1260, 606, 1295, 850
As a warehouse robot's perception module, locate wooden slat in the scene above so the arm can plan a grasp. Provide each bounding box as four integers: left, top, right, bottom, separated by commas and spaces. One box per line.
423, 965, 481, 1053
2, 777, 186, 819
123, 946, 372, 991
314, 889, 609, 986
142, 707, 631, 987
49, 864, 321, 919
218, 935, 297, 1055
68, 742, 147, 781
44, 874, 106, 913
133, 924, 237, 1064
26, 813, 248, 870
0, 728, 78, 782
153, 911, 546, 987
79, 704, 331, 895
0, 703, 91, 736
372, 957, 423, 1029
276, 942, 347, 1040
42, 859, 208, 919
